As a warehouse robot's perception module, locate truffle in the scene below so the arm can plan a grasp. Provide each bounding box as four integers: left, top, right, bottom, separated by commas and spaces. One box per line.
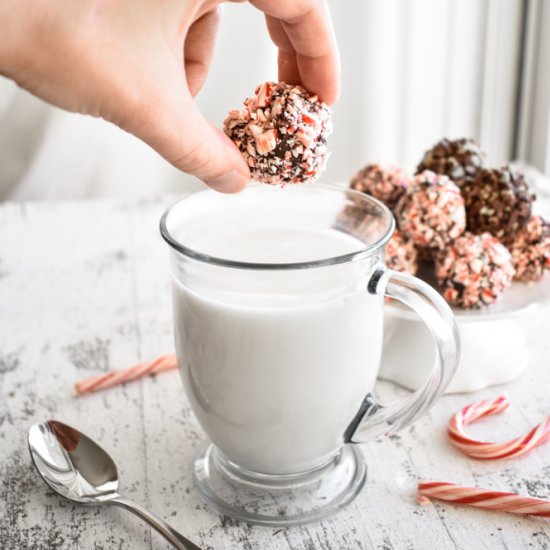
350, 164, 409, 211
416, 138, 485, 187
462, 166, 535, 240
507, 215, 550, 282
435, 232, 515, 308
224, 82, 333, 185
396, 170, 466, 250
385, 229, 418, 275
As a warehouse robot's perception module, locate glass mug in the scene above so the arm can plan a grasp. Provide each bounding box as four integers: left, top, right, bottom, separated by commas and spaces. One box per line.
160, 184, 459, 526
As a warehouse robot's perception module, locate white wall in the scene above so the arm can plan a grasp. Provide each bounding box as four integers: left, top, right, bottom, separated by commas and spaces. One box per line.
517, 0, 550, 177
327, 0, 524, 180
0, 0, 527, 199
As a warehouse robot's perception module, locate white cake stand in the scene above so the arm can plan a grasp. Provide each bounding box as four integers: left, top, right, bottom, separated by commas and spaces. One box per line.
380, 274, 550, 393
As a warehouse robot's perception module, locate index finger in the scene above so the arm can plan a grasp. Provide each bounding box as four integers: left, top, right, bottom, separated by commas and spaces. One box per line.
250, 0, 340, 104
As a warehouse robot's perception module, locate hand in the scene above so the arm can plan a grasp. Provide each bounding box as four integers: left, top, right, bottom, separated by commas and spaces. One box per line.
0, 0, 340, 193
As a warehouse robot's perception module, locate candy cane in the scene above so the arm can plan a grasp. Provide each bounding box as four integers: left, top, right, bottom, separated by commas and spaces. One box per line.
448, 395, 550, 460
418, 481, 550, 518
75, 354, 178, 396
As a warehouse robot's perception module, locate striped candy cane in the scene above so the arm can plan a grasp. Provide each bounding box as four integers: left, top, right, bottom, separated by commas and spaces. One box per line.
418, 481, 550, 518
75, 354, 178, 396
448, 395, 550, 460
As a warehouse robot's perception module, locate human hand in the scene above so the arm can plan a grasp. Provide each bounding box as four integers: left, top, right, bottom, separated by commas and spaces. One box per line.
0, 0, 339, 192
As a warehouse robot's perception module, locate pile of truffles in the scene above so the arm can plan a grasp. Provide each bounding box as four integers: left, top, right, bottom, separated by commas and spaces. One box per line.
350, 138, 549, 309
224, 82, 333, 185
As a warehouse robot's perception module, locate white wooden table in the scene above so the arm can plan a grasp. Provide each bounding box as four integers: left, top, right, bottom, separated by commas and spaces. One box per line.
1, 197, 550, 550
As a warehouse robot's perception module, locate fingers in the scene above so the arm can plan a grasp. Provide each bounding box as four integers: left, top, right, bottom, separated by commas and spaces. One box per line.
179, 4, 249, 191
276, 43, 302, 88
172, 119, 250, 193
115, 3, 249, 193
126, 79, 249, 193
184, 7, 221, 97
168, 100, 250, 192
252, 0, 340, 104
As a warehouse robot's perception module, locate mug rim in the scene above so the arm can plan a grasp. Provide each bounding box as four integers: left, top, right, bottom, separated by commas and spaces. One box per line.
159, 183, 395, 271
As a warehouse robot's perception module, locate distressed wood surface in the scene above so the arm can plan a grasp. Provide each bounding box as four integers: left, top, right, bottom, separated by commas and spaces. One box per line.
1, 197, 550, 550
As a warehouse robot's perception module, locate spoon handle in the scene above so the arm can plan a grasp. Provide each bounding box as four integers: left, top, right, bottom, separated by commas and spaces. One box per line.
112, 496, 203, 550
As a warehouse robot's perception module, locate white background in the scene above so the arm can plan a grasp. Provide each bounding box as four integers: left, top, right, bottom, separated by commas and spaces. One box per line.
1, 0, 547, 199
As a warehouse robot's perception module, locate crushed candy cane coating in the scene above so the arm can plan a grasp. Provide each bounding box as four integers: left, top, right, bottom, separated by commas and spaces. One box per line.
223, 82, 333, 185
350, 163, 410, 211
395, 170, 466, 250
507, 215, 550, 282
416, 137, 485, 188
385, 229, 418, 275
435, 232, 515, 309
462, 166, 535, 240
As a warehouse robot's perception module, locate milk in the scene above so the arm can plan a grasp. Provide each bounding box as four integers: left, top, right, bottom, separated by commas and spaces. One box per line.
172, 226, 384, 475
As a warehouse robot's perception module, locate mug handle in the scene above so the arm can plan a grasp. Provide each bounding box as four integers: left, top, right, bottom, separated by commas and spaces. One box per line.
344, 265, 460, 443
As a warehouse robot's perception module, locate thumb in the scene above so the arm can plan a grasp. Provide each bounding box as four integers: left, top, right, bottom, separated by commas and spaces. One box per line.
129, 85, 250, 193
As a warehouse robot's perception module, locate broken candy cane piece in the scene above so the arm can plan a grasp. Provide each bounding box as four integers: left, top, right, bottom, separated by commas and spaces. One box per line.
75, 354, 178, 396
297, 129, 314, 148
256, 82, 273, 108
255, 129, 278, 155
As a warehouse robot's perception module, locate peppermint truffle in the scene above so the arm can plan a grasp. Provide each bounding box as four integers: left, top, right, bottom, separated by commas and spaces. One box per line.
395, 170, 466, 250
416, 138, 485, 187
223, 82, 333, 185
385, 229, 418, 275
462, 166, 535, 240
350, 164, 410, 211
435, 232, 515, 309
507, 215, 550, 282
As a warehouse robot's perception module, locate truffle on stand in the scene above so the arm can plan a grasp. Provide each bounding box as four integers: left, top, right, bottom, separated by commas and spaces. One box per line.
350, 164, 410, 212
416, 137, 485, 187
385, 229, 418, 275
507, 215, 550, 282
395, 170, 466, 250
434, 232, 515, 309
462, 166, 535, 240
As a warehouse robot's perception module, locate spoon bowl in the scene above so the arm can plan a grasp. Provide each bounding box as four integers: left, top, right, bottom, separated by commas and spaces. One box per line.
29, 421, 119, 503
28, 420, 201, 550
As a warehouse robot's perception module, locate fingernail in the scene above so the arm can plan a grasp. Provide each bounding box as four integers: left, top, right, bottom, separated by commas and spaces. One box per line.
205, 170, 247, 193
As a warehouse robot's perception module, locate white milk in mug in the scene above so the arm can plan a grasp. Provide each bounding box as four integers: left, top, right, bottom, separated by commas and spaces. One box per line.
173, 226, 383, 474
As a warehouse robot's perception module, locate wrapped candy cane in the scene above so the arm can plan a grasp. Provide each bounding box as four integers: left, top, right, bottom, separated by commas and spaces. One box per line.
75, 354, 178, 396
418, 481, 550, 518
448, 395, 550, 460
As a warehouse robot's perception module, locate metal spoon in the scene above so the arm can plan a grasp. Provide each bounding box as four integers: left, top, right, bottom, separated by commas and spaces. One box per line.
28, 420, 202, 550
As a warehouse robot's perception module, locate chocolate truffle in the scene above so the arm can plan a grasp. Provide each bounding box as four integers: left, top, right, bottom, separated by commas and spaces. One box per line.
462, 166, 535, 240
350, 164, 410, 211
435, 232, 515, 309
416, 138, 485, 187
507, 215, 550, 282
396, 170, 466, 250
224, 82, 333, 185
385, 229, 418, 275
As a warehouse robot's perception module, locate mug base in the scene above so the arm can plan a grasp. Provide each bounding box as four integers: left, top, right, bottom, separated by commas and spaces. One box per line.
193, 441, 367, 526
